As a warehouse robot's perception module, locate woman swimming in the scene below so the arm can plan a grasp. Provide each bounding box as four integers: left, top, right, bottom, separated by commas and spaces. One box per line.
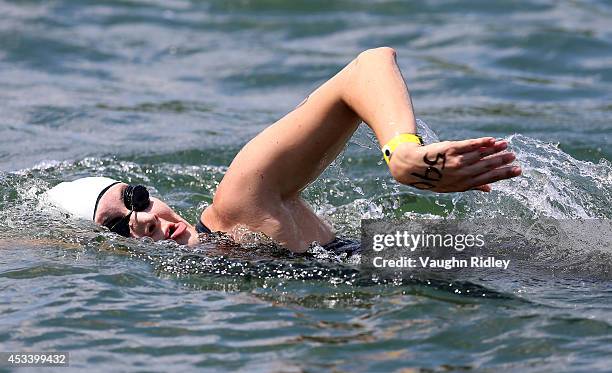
46, 47, 521, 253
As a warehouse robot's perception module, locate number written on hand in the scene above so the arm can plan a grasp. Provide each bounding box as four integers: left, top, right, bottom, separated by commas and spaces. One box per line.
409, 152, 446, 189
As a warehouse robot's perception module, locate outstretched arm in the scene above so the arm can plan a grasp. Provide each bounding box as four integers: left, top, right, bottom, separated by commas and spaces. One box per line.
204, 47, 521, 249
215, 47, 519, 204
340, 48, 521, 193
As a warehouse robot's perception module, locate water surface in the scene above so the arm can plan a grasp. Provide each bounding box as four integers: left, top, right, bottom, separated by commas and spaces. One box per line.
1, 0, 611, 371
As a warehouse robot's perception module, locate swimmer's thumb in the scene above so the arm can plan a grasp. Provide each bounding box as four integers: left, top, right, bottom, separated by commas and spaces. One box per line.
471, 184, 491, 192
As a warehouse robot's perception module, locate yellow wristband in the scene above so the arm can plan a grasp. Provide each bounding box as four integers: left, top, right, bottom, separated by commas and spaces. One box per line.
381, 133, 424, 165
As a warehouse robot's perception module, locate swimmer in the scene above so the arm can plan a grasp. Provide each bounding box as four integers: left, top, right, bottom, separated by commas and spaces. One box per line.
45, 47, 521, 253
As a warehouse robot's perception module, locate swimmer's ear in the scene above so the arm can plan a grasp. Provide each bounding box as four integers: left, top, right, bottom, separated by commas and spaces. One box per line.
471, 184, 491, 192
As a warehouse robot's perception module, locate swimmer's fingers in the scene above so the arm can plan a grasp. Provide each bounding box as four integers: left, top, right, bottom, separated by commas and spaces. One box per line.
471, 184, 492, 192
463, 152, 516, 175
468, 166, 522, 189
450, 137, 496, 154
460, 140, 508, 165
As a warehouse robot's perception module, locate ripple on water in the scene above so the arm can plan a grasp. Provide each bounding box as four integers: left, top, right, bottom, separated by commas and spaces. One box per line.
1, 0, 612, 370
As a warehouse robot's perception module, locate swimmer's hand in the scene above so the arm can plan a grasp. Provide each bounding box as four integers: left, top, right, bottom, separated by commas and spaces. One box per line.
389, 137, 521, 193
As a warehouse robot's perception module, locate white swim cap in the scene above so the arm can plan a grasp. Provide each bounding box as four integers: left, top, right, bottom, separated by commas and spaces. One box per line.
45, 177, 120, 221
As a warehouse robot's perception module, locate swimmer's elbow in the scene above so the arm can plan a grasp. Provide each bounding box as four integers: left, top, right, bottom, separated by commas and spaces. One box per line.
356, 47, 397, 64
349, 47, 399, 84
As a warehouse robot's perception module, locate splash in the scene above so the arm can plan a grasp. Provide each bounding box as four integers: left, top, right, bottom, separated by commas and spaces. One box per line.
461, 134, 612, 219
0, 125, 611, 282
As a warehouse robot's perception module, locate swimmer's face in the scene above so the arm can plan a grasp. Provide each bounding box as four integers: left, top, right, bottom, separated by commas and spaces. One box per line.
94, 183, 200, 246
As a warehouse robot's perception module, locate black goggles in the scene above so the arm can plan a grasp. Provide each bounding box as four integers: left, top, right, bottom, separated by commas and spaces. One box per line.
105, 185, 150, 237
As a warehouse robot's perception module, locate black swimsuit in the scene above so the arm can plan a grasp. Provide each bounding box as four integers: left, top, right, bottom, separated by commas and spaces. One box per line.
195, 219, 212, 234
194, 219, 360, 256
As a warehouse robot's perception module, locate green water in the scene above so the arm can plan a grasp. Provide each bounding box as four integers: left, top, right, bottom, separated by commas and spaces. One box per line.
1, 0, 611, 371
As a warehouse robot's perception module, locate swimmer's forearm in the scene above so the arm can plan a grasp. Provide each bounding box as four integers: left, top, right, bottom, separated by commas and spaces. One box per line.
339, 47, 418, 145
218, 47, 420, 202
337, 48, 520, 192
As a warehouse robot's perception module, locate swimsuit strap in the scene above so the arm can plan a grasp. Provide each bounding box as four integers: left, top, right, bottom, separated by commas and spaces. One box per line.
322, 237, 361, 256
195, 219, 212, 234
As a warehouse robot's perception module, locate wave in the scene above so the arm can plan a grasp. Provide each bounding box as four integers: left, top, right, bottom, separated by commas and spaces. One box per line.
0, 126, 610, 282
